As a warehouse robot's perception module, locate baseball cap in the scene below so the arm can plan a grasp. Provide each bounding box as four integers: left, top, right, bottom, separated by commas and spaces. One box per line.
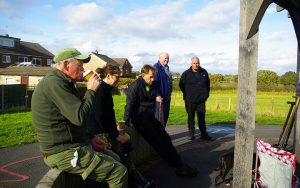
53, 48, 90, 63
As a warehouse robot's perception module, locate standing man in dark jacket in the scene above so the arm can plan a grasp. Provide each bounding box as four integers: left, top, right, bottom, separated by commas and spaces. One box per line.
153, 52, 172, 127
179, 56, 212, 141
32, 48, 128, 188
124, 64, 198, 177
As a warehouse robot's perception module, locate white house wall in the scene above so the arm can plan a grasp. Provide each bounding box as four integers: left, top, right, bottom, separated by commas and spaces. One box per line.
29, 76, 44, 86
0, 75, 44, 85
0, 75, 20, 85
83, 54, 107, 73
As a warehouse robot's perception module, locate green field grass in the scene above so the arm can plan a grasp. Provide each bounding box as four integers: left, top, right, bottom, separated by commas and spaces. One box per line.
0, 91, 294, 148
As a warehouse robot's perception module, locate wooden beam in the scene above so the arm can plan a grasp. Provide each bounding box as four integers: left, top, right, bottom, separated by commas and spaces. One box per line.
290, 11, 300, 45
233, 1, 259, 187
246, 0, 272, 39
295, 47, 300, 167
276, 5, 284, 12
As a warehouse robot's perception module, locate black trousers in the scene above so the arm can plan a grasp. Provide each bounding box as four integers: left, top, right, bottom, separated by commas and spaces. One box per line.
185, 101, 207, 133
132, 112, 183, 168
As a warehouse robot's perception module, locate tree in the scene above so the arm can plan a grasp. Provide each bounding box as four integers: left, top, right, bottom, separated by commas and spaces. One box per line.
257, 70, 279, 84
209, 74, 224, 84
171, 71, 181, 80
280, 71, 297, 86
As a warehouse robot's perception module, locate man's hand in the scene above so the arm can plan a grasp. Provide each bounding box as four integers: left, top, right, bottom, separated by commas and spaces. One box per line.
91, 136, 107, 151
115, 134, 130, 144
156, 96, 163, 102
87, 74, 101, 91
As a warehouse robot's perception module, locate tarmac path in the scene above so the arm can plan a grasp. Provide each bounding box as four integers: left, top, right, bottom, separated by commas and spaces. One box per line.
0, 124, 282, 188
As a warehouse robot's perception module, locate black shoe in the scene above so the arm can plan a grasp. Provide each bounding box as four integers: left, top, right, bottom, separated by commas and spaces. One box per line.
132, 180, 157, 188
175, 164, 198, 177
143, 181, 157, 188
189, 129, 195, 140
200, 133, 213, 141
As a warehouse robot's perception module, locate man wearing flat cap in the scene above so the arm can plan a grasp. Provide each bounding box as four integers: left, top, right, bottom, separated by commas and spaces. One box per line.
32, 48, 128, 188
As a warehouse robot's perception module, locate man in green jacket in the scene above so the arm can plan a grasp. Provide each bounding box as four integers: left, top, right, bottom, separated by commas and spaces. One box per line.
32, 48, 128, 188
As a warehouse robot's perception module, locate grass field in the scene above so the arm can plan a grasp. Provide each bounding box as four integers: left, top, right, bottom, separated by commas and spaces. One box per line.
0, 91, 294, 148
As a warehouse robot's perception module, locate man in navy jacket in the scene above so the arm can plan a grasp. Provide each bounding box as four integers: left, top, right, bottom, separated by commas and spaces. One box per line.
179, 56, 212, 141
124, 64, 198, 177
153, 52, 172, 127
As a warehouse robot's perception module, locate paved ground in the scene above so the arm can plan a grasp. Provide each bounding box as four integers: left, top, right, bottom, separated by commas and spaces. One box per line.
0, 124, 283, 188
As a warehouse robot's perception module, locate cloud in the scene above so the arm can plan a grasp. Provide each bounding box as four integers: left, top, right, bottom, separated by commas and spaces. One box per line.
258, 30, 297, 75
185, 0, 239, 32
0, 0, 35, 18
265, 4, 277, 14
58, 0, 239, 39
52, 0, 296, 75
59, 2, 113, 32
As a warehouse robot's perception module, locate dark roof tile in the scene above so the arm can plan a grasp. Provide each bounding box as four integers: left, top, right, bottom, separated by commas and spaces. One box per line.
0, 66, 53, 76
92, 52, 119, 66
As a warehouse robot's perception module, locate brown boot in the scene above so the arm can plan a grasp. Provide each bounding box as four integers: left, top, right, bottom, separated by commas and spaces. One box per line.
189, 129, 195, 140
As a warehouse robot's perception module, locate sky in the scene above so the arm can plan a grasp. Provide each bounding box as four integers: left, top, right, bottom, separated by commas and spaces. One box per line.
0, 0, 297, 75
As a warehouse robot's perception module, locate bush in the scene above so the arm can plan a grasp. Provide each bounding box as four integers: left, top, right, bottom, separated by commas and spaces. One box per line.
209, 74, 224, 84
116, 78, 135, 87
257, 70, 279, 84
280, 71, 296, 86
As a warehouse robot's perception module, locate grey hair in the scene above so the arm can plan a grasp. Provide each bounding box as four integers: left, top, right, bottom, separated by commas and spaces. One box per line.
51, 58, 76, 68
191, 56, 199, 62
159, 52, 169, 59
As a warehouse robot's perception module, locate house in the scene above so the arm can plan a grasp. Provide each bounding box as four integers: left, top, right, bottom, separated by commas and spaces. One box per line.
112, 58, 133, 77
0, 34, 54, 68
83, 52, 119, 72
0, 66, 53, 87
83, 51, 133, 77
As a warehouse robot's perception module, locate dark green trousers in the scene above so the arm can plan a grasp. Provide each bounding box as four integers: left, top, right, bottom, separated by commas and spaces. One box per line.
44, 145, 128, 188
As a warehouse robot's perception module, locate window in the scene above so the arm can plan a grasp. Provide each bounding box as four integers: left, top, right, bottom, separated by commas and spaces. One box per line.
0, 37, 14, 47
32, 58, 42, 65
18, 57, 28, 62
5, 78, 17, 84
2, 55, 11, 64
47, 59, 53, 65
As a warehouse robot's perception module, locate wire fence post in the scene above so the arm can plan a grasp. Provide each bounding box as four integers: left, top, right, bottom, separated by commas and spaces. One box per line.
228, 97, 232, 112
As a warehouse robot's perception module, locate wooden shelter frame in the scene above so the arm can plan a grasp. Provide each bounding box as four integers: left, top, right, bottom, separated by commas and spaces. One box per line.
233, 0, 300, 186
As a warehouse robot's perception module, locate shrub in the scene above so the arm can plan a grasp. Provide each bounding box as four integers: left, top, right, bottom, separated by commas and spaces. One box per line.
116, 78, 135, 87
280, 71, 296, 86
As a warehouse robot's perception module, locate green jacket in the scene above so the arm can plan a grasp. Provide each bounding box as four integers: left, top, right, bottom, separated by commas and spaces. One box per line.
32, 69, 95, 155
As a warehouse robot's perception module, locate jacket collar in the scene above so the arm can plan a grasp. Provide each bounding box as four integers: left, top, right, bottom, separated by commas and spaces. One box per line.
138, 76, 147, 86
189, 66, 203, 73
101, 81, 114, 91
52, 69, 73, 83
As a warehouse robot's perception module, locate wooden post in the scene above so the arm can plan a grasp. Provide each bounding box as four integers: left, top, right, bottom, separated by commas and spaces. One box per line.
295, 46, 300, 165
233, 1, 259, 187
271, 97, 274, 111
1, 85, 4, 111
228, 97, 232, 112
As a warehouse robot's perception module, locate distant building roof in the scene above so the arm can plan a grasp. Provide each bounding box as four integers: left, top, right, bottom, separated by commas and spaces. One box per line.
0, 35, 54, 58
92, 52, 119, 66
0, 66, 53, 76
113, 58, 133, 68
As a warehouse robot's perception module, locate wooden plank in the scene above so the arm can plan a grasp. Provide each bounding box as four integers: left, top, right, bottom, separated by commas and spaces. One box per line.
233, 1, 259, 187
246, 0, 272, 39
